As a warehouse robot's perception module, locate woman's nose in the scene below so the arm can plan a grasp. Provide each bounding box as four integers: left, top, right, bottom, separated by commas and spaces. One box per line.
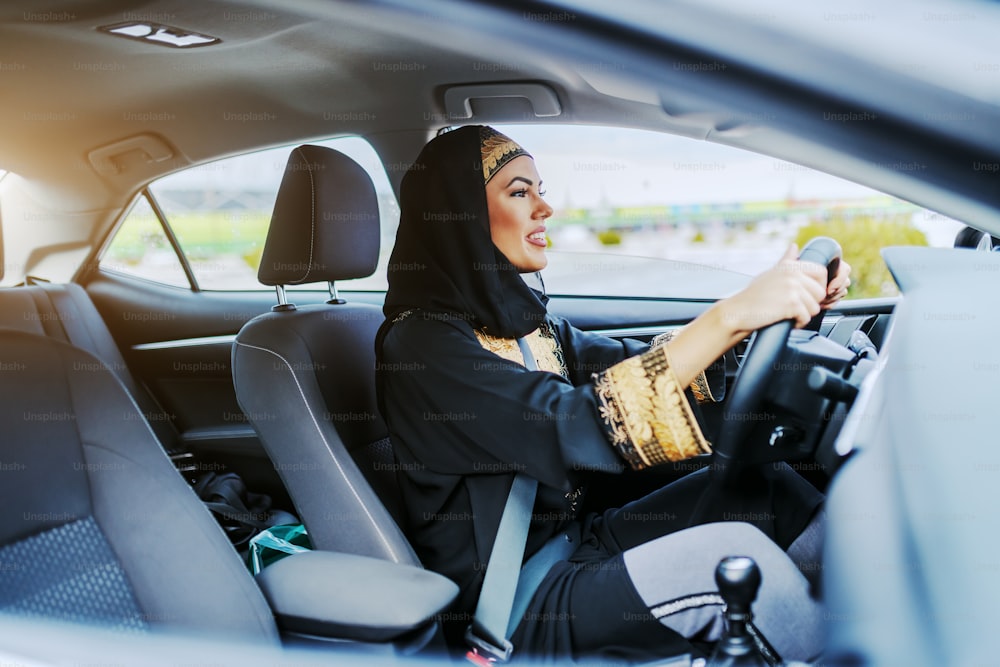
535, 198, 553, 219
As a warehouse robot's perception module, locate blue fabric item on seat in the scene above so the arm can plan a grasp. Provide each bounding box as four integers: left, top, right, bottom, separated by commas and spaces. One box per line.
0, 517, 148, 632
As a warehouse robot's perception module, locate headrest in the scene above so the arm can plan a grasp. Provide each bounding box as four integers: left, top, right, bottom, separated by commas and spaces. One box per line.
257, 145, 380, 286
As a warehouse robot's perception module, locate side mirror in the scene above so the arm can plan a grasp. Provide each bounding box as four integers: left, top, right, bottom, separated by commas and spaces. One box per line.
954, 225, 999, 251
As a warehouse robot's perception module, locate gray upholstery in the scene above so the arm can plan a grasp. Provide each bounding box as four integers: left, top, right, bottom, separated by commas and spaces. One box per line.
257, 551, 458, 642
0, 517, 148, 631
0, 282, 180, 453
257, 145, 380, 286
233, 308, 414, 561
0, 330, 280, 641
233, 145, 417, 565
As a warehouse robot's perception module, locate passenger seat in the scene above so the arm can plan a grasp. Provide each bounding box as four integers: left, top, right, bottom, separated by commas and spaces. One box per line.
232, 145, 417, 564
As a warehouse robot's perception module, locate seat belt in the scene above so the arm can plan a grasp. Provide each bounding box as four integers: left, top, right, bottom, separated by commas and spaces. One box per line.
464, 337, 541, 665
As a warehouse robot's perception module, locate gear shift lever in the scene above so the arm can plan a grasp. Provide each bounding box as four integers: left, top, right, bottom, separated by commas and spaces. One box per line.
707, 556, 771, 666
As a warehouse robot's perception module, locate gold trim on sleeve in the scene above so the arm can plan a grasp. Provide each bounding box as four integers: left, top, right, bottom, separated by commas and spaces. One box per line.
648, 330, 678, 348
688, 371, 716, 404
593, 345, 711, 470
650, 329, 720, 403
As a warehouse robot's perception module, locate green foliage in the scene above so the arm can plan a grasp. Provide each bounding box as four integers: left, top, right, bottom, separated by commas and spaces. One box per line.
795, 215, 928, 298
597, 229, 622, 245
242, 245, 265, 271
103, 211, 168, 264
171, 211, 271, 261
107, 209, 271, 267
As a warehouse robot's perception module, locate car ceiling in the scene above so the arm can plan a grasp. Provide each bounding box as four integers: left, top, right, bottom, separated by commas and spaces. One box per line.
1, 0, 999, 281
0, 0, 677, 203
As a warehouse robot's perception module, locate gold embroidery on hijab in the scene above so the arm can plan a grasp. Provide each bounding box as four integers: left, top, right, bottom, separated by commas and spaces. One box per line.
480, 126, 530, 184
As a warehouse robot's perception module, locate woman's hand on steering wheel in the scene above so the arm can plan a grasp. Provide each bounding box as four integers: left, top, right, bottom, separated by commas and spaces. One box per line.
708, 237, 845, 487
820, 257, 852, 308
718, 244, 829, 337
654, 241, 850, 390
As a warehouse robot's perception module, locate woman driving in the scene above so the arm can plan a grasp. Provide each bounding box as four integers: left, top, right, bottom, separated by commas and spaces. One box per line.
375, 126, 850, 663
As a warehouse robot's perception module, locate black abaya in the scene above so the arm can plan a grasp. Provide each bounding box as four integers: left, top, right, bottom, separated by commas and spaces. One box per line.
374, 126, 822, 662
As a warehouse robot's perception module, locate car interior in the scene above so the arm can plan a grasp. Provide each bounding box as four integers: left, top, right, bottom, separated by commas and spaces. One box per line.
2, 0, 1000, 665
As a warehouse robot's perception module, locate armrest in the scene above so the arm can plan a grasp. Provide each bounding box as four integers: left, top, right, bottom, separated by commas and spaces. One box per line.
255, 551, 458, 642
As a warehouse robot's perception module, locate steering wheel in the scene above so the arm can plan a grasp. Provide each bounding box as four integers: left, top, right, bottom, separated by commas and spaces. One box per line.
710, 236, 842, 487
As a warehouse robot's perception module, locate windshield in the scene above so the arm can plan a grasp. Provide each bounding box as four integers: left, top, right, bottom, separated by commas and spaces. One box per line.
491, 124, 965, 301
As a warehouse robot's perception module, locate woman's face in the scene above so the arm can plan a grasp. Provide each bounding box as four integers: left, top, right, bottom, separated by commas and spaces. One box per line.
485, 155, 553, 273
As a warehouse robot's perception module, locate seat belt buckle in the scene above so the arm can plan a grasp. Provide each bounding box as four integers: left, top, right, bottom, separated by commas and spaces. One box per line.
464, 625, 513, 664
465, 648, 497, 667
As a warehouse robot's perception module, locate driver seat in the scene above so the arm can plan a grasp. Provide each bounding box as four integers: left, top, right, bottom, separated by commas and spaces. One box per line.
232, 145, 418, 565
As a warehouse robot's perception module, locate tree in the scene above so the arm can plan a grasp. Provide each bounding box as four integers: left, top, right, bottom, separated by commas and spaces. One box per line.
795, 215, 927, 298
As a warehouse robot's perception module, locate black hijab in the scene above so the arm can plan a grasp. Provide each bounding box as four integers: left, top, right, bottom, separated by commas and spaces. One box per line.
377, 125, 548, 348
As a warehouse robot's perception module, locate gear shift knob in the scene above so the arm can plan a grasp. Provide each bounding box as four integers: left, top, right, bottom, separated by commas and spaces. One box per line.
708, 556, 770, 666
716, 556, 761, 616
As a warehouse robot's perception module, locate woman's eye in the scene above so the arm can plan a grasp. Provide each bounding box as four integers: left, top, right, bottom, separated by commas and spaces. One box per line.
511, 189, 528, 197
538, 190, 547, 197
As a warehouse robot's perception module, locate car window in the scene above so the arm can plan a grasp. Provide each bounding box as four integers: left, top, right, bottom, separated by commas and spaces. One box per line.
490, 124, 965, 300
102, 194, 191, 288
101, 136, 398, 291
101, 126, 964, 300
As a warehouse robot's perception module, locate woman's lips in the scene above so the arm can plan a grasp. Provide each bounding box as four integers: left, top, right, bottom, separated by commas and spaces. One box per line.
526, 229, 547, 248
